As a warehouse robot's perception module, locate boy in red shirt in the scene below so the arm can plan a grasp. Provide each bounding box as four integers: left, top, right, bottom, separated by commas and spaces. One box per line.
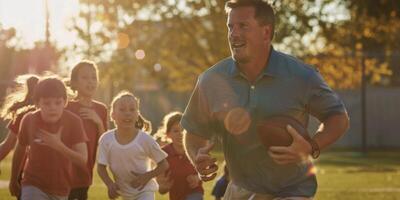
9, 77, 88, 200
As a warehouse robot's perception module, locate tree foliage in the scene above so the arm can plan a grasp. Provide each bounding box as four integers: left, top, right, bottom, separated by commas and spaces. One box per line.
70, 0, 398, 91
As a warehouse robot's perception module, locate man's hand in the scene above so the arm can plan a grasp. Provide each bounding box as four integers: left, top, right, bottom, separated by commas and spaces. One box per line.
194, 143, 218, 181
268, 125, 312, 165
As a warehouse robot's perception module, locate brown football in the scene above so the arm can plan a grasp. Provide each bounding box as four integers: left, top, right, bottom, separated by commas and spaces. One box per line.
256, 116, 310, 149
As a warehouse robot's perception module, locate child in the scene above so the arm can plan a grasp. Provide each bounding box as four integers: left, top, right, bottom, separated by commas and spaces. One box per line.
66, 60, 108, 200
9, 76, 88, 200
0, 75, 38, 162
97, 91, 169, 200
211, 162, 230, 200
156, 111, 204, 200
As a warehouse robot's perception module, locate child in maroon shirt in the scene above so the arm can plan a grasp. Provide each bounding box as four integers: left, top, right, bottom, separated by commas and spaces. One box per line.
0, 75, 38, 162
156, 112, 204, 200
9, 77, 88, 200
66, 60, 108, 200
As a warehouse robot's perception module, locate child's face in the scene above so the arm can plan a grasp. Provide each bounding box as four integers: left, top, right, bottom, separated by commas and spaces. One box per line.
74, 66, 98, 97
112, 96, 139, 129
37, 97, 66, 123
167, 122, 184, 146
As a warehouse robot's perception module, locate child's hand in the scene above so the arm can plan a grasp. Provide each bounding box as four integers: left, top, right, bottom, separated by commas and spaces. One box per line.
156, 170, 174, 191
36, 127, 63, 150
186, 174, 201, 189
107, 182, 120, 199
79, 108, 102, 125
130, 171, 152, 191
9, 178, 20, 197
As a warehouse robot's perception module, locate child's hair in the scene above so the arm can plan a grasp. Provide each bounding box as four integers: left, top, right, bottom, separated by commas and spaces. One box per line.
154, 111, 182, 142
69, 60, 99, 92
0, 74, 39, 121
110, 91, 152, 133
33, 76, 67, 103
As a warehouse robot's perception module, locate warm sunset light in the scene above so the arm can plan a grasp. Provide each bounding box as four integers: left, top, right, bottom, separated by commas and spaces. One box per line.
0, 0, 79, 47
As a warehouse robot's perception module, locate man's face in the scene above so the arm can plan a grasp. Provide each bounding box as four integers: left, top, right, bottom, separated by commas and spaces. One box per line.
37, 97, 66, 123
227, 6, 270, 64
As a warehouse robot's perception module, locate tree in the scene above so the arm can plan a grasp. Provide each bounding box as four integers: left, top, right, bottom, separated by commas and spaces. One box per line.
310, 0, 398, 89
71, 0, 398, 91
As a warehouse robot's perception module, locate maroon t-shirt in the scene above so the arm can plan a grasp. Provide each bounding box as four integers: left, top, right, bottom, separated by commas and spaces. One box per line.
66, 100, 108, 187
18, 110, 88, 196
163, 144, 204, 200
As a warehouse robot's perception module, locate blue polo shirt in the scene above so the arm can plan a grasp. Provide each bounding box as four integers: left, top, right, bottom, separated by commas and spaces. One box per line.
181, 48, 346, 197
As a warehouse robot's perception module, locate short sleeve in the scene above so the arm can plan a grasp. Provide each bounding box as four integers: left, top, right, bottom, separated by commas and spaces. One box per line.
306, 69, 347, 121
7, 110, 31, 135
97, 134, 109, 166
144, 135, 167, 163
181, 76, 214, 139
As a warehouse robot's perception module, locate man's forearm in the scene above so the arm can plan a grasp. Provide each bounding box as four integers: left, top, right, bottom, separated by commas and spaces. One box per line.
313, 113, 350, 150
183, 133, 208, 164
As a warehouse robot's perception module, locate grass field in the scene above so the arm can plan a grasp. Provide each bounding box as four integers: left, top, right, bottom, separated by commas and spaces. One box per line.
0, 150, 399, 200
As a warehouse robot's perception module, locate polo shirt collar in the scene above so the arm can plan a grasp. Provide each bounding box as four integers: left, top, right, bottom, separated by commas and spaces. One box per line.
229, 46, 281, 78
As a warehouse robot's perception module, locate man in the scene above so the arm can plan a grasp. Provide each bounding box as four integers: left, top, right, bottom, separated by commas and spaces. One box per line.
181, 0, 350, 199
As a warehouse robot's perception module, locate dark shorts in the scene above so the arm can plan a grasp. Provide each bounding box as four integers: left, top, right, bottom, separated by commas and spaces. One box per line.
68, 187, 89, 200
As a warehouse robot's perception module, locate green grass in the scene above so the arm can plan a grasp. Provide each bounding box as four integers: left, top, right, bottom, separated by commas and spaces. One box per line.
0, 150, 399, 200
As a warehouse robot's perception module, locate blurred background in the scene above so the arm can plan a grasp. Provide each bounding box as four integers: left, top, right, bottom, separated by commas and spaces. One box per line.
0, 0, 399, 199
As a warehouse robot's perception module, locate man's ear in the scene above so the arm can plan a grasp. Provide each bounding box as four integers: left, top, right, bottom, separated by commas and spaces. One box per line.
263, 24, 273, 41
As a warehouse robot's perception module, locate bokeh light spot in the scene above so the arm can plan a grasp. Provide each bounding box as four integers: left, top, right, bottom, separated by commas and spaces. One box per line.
117, 32, 130, 49
135, 49, 145, 60
224, 107, 251, 135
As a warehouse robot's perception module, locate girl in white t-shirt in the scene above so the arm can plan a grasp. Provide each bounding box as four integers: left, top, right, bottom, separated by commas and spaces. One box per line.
97, 91, 169, 200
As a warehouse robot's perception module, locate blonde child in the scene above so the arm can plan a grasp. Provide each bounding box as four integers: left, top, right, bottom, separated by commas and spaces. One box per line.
66, 60, 108, 200
0, 75, 39, 161
97, 91, 169, 200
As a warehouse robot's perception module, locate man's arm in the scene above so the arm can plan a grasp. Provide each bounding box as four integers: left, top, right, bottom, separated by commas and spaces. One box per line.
184, 133, 218, 181
312, 112, 350, 150
269, 112, 349, 164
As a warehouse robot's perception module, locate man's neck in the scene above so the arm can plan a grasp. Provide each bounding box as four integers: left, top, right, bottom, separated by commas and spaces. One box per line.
239, 45, 271, 83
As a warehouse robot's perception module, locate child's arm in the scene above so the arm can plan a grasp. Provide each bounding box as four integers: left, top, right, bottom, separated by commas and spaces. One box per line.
131, 159, 169, 190
0, 131, 17, 161
37, 127, 88, 169
9, 142, 27, 197
79, 108, 105, 133
97, 164, 120, 199
156, 170, 174, 194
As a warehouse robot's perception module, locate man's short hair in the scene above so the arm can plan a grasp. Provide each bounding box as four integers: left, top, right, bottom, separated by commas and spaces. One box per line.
33, 77, 67, 103
225, 0, 275, 39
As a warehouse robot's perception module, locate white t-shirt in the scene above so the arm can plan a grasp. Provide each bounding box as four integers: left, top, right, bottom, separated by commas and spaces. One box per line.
98, 129, 168, 198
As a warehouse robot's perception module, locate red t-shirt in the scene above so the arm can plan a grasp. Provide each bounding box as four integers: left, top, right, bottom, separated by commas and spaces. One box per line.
18, 110, 88, 196
66, 100, 108, 187
7, 107, 36, 135
163, 144, 204, 200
